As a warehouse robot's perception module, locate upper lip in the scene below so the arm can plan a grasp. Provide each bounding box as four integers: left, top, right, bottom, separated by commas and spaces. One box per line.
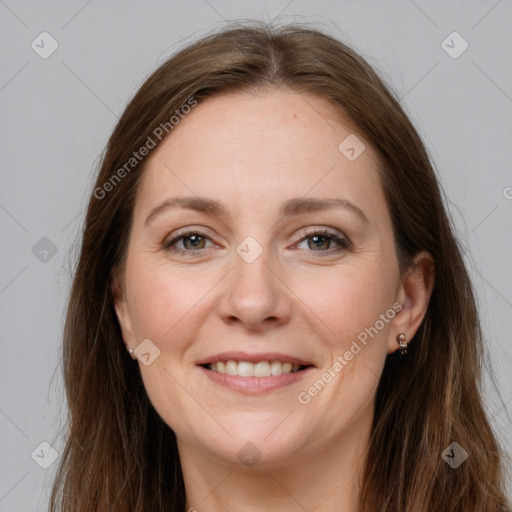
196, 351, 315, 367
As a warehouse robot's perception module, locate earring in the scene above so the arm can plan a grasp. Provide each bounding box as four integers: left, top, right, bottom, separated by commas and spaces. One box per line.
124, 341, 137, 360
396, 333, 408, 356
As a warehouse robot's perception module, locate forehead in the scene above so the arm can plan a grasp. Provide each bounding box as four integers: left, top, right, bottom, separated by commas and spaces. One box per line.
135, 89, 385, 220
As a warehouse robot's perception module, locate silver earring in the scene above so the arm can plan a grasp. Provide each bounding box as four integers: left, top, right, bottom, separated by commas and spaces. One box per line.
124, 341, 137, 360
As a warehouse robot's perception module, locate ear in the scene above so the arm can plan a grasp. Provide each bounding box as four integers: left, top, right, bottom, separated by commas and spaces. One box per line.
387, 251, 435, 354
111, 269, 135, 349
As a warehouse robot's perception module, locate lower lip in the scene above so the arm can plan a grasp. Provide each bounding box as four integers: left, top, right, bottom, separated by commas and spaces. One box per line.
198, 366, 313, 394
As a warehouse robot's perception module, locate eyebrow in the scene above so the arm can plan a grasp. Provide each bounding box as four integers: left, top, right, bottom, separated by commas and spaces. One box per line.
144, 196, 369, 226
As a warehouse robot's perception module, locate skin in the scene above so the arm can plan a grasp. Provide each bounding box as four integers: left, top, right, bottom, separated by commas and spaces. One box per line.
113, 89, 434, 512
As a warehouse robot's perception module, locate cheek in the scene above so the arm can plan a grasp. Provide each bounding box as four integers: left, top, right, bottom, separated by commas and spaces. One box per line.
124, 259, 215, 431
291, 260, 397, 346
125, 257, 210, 340
292, 264, 395, 425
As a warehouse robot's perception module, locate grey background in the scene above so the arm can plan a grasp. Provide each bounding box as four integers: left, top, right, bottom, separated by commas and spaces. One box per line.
1, 0, 511, 509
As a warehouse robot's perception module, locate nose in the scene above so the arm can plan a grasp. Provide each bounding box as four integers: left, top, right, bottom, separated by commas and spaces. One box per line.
216, 248, 292, 331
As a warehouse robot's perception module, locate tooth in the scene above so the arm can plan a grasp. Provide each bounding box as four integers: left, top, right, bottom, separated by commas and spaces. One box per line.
238, 361, 254, 377
270, 361, 282, 376
254, 361, 271, 377
211, 360, 303, 376
225, 360, 238, 375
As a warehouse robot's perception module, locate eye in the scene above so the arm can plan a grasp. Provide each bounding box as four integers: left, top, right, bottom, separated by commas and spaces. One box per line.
162, 227, 351, 256
295, 228, 351, 253
162, 228, 215, 255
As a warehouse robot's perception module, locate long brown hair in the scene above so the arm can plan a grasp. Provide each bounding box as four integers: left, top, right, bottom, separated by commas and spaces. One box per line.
50, 22, 510, 511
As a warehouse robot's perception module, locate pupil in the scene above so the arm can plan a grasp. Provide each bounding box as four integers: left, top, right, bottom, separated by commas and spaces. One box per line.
186, 235, 203, 248
309, 235, 329, 250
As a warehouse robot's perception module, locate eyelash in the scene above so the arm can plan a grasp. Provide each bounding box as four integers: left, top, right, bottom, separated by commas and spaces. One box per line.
162, 227, 351, 257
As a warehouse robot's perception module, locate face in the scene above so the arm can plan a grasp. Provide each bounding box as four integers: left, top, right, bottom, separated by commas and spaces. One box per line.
114, 89, 416, 468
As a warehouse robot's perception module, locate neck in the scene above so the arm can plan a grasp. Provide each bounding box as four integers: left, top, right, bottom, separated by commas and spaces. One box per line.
178, 412, 372, 512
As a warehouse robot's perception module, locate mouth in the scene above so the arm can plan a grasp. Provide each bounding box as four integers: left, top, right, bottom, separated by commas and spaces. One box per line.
200, 360, 312, 377
196, 352, 315, 393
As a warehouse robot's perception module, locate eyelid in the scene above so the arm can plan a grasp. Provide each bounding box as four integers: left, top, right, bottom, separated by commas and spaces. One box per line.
298, 226, 348, 240
293, 227, 351, 251
162, 226, 351, 254
162, 227, 217, 250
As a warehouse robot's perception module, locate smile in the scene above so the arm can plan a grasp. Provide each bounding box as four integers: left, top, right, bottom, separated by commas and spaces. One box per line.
203, 360, 308, 377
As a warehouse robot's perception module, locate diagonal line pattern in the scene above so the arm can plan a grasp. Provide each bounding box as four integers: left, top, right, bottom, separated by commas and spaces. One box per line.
0, 265, 28, 296
408, 0, 439, 28
202, 0, 226, 20
401, 62, 439, 99
61, 0, 94, 29
0, 0, 29, 28
162, 268, 233, 338
472, 61, 512, 104
266, 471, 309, 511
61, 60, 119, 117
266, 164, 337, 234
0, 408, 29, 439
162, 367, 233, 437
163, 162, 231, 232
481, 275, 512, 310
471, 0, 503, 29
329, 18, 349, 39
264, 410, 294, 438
200, 471, 234, 502
0, 201, 29, 233
295, 90, 338, 131
0, 62, 29, 93
470, 204, 499, 233
162, 151, 339, 340
60, 207, 85, 233
0, 472, 29, 502
472, 265, 512, 311
491, 395, 512, 423
265, 264, 336, 335
271, 0, 295, 22
165, 157, 341, 338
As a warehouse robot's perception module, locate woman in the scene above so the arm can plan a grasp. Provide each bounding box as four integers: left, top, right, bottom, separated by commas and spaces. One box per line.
50, 22, 510, 511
